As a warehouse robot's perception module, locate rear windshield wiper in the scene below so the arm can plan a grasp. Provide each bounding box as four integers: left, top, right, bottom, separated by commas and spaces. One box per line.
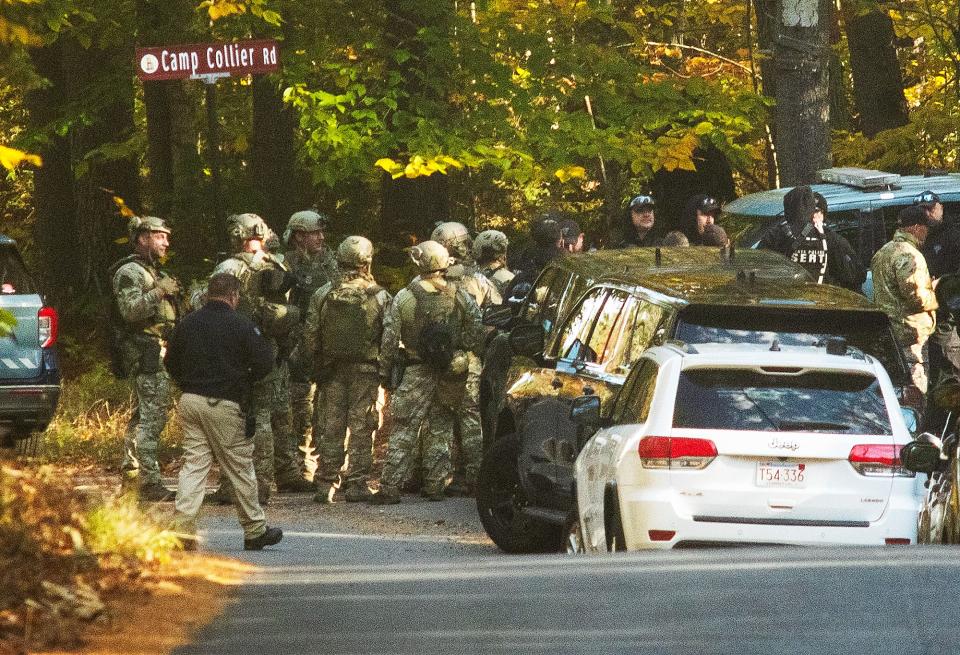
776, 420, 851, 432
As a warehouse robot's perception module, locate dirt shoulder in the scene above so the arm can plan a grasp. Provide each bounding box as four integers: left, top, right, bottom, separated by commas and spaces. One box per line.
31, 554, 253, 655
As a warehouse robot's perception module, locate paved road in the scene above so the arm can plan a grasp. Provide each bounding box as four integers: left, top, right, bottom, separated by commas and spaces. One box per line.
177, 495, 960, 655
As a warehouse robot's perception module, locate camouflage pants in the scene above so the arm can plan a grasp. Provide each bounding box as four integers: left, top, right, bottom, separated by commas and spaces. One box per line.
290, 381, 319, 481
122, 370, 172, 486
319, 363, 380, 489
269, 362, 304, 486
903, 340, 931, 395
380, 364, 467, 496
450, 354, 483, 485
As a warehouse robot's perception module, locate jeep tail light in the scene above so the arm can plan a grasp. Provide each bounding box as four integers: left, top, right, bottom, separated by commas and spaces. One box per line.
848, 444, 913, 478
639, 436, 717, 470
38, 306, 57, 348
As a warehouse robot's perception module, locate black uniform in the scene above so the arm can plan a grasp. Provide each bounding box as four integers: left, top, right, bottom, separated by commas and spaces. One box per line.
922, 215, 960, 279
164, 300, 274, 404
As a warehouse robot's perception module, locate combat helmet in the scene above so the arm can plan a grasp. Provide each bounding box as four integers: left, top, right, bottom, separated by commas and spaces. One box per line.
226, 213, 269, 250
473, 229, 509, 262
430, 222, 472, 260
337, 235, 374, 269
128, 215, 171, 240
283, 209, 329, 246
409, 240, 451, 275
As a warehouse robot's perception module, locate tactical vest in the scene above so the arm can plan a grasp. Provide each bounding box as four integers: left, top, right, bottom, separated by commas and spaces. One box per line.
108, 254, 178, 338
108, 254, 178, 376
405, 281, 463, 370
319, 281, 383, 363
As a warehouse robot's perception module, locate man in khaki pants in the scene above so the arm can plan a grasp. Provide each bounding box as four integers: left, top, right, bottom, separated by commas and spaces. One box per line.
164, 273, 283, 551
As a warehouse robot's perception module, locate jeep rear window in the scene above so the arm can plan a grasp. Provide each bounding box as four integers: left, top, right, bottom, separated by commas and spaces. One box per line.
673, 369, 892, 435
0, 245, 36, 295
674, 307, 907, 386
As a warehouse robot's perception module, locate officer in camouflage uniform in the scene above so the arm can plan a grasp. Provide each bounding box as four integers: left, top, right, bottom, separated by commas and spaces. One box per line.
474, 230, 515, 296
871, 205, 939, 395
431, 222, 500, 496
302, 236, 390, 503
110, 216, 180, 501
371, 240, 483, 504
209, 213, 303, 504
283, 210, 339, 487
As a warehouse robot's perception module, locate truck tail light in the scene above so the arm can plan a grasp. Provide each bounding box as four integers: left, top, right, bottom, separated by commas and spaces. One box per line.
848, 444, 913, 477
639, 436, 717, 470
38, 306, 57, 348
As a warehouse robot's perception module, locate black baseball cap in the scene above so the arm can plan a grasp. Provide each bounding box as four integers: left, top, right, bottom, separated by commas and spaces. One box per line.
629, 194, 655, 209
914, 190, 941, 207
695, 195, 721, 215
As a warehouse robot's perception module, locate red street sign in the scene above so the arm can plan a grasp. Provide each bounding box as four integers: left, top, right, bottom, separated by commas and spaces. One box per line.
136, 39, 279, 81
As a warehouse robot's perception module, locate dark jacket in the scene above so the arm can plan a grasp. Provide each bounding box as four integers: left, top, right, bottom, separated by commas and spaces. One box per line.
504, 245, 561, 304
759, 222, 866, 291
164, 300, 274, 404
922, 215, 960, 279
613, 209, 659, 248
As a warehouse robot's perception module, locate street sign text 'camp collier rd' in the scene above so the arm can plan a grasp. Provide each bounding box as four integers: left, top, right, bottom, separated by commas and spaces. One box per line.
136, 39, 279, 81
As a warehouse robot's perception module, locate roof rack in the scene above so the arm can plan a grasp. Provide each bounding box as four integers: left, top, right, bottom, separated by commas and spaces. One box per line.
817, 167, 901, 190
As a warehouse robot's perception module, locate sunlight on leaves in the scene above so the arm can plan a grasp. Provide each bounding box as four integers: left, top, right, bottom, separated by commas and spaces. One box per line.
0, 145, 42, 170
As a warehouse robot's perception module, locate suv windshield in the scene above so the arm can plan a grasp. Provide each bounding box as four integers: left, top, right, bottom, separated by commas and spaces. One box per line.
673, 368, 892, 435
674, 306, 907, 385
0, 245, 36, 295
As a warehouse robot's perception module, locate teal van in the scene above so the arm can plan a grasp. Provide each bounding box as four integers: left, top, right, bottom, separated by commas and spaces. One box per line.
726, 167, 960, 297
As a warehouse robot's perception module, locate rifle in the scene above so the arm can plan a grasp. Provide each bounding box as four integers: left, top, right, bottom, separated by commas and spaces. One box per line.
388, 347, 408, 391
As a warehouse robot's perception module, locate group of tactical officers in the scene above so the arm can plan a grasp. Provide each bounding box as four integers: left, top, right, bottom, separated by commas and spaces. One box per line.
110, 208, 518, 533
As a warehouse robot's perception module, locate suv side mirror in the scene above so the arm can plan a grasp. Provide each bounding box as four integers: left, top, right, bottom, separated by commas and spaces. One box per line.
483, 305, 514, 329
509, 322, 545, 358
570, 394, 602, 426
900, 436, 942, 474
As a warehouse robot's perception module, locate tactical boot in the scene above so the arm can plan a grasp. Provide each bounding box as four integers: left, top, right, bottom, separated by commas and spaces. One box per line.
243, 526, 283, 551
369, 488, 401, 505
139, 482, 175, 503
312, 482, 337, 504
425, 488, 446, 502
276, 477, 315, 493
343, 485, 374, 503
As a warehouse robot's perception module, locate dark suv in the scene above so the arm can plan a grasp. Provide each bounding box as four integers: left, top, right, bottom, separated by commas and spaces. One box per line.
0, 236, 60, 452
477, 246, 909, 553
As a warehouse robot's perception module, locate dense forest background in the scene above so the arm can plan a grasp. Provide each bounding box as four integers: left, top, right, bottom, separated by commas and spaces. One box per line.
0, 0, 957, 353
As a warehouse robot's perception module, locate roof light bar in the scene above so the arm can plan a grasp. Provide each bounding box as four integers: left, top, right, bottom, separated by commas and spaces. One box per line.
817, 167, 901, 189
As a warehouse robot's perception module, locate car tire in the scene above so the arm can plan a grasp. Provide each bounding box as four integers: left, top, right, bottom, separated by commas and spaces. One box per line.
563, 505, 585, 554
605, 493, 627, 552
476, 435, 561, 553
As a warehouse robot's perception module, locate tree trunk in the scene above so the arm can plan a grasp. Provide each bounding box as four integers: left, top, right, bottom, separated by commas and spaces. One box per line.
753, 0, 780, 186
25, 41, 79, 302
251, 76, 309, 232
841, 4, 909, 137
773, 0, 833, 186
65, 39, 140, 294
378, 1, 454, 240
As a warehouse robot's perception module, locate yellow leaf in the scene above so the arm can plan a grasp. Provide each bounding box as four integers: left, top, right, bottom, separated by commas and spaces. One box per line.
554, 165, 587, 183
112, 195, 136, 218
207, 0, 246, 21
693, 121, 714, 136
0, 145, 41, 170
374, 157, 400, 172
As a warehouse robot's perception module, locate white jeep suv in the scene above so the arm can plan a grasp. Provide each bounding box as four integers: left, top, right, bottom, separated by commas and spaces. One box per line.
570, 341, 923, 552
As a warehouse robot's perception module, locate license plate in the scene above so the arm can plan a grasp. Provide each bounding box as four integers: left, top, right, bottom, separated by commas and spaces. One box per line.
756, 462, 806, 488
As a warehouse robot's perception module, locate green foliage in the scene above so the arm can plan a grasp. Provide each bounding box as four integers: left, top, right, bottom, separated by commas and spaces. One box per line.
85, 494, 181, 564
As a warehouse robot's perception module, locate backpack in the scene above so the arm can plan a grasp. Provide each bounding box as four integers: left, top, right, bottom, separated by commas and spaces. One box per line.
408, 281, 458, 372
319, 282, 383, 362
105, 254, 141, 379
